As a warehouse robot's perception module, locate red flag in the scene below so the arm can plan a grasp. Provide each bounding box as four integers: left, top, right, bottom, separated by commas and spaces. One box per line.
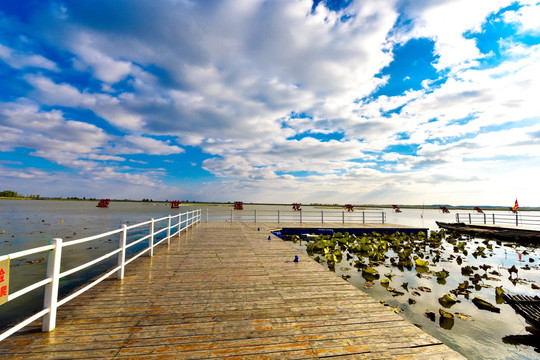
512, 199, 519, 212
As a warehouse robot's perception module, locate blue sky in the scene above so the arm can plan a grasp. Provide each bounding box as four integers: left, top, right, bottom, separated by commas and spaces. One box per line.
1, 0, 539, 206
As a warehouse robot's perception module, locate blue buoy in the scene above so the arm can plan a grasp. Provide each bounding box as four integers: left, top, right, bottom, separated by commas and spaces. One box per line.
294, 255, 299, 263
258, 227, 260, 231
268, 235, 271, 240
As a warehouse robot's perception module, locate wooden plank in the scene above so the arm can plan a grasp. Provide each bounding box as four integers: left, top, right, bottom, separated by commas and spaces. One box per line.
0, 222, 465, 359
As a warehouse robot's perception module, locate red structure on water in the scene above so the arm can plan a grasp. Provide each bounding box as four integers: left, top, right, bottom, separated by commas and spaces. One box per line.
170, 200, 181, 209
440, 206, 450, 214
392, 205, 402, 213
474, 206, 484, 214
292, 203, 302, 211
345, 204, 354, 212
96, 199, 110, 208
234, 201, 244, 210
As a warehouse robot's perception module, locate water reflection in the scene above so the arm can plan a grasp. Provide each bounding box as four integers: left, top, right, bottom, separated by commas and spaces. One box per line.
502, 326, 540, 353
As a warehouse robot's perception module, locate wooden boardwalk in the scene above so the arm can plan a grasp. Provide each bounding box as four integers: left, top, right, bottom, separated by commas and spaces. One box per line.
1, 222, 464, 359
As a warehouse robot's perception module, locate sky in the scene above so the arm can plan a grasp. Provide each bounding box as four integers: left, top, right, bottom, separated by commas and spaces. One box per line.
0, 0, 539, 206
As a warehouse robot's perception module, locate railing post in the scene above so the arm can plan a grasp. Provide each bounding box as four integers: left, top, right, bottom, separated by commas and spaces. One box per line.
382, 211, 385, 224
42, 238, 62, 332
492, 214, 495, 224
231, 209, 233, 222
484, 213, 486, 224
469, 213, 472, 224
167, 215, 172, 244
321, 211, 324, 223
300, 211, 302, 223
117, 225, 127, 279
149, 218, 155, 257
278, 210, 280, 223
206, 208, 209, 223
254, 209, 257, 223
362, 211, 365, 224
456, 213, 459, 222
516, 213, 519, 226
342, 211, 345, 224
181, 213, 185, 232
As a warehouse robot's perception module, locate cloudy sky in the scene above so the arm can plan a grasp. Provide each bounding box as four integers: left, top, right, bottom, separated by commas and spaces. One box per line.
1, 0, 539, 206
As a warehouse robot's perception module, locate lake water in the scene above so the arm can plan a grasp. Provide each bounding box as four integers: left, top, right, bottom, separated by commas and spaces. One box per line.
1, 200, 539, 359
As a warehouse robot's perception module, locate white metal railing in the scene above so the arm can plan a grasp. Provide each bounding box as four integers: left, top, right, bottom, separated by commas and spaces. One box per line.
204, 209, 386, 224
456, 212, 540, 228
0, 209, 201, 342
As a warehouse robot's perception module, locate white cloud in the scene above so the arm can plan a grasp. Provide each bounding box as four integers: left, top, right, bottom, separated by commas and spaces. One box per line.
117, 135, 184, 156
503, 2, 540, 33
0, 43, 58, 71
26, 75, 144, 130
396, 0, 515, 70
0, 101, 183, 189
69, 32, 134, 83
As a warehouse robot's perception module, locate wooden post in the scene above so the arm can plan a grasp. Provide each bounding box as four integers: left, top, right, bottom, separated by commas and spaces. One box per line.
42, 238, 62, 332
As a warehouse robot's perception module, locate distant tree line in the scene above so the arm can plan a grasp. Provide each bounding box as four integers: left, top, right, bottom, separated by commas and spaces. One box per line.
1, 190, 202, 204
0, 190, 40, 199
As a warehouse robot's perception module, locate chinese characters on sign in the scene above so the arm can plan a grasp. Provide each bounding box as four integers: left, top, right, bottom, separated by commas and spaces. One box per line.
0, 257, 10, 305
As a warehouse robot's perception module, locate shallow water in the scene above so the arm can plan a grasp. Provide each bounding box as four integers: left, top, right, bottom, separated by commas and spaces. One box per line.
284, 228, 540, 359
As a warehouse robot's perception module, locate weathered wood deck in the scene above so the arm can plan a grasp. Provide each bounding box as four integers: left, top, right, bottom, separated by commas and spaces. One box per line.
1, 222, 465, 359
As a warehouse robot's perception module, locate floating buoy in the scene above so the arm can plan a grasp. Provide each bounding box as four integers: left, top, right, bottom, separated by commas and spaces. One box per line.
258, 227, 260, 231
294, 255, 299, 263
60, 220, 64, 223
268, 235, 271, 240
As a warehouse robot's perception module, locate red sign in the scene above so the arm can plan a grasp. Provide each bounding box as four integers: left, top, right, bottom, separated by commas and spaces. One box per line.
0, 257, 9, 305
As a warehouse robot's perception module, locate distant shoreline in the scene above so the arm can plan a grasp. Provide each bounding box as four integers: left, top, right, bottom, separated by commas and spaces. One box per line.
1, 197, 537, 211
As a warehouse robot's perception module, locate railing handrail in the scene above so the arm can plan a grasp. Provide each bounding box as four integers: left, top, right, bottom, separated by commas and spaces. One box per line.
204, 209, 387, 224
455, 211, 540, 228
0, 209, 202, 342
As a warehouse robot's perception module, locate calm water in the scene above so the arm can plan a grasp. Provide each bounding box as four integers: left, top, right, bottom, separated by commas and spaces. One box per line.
1, 200, 539, 359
